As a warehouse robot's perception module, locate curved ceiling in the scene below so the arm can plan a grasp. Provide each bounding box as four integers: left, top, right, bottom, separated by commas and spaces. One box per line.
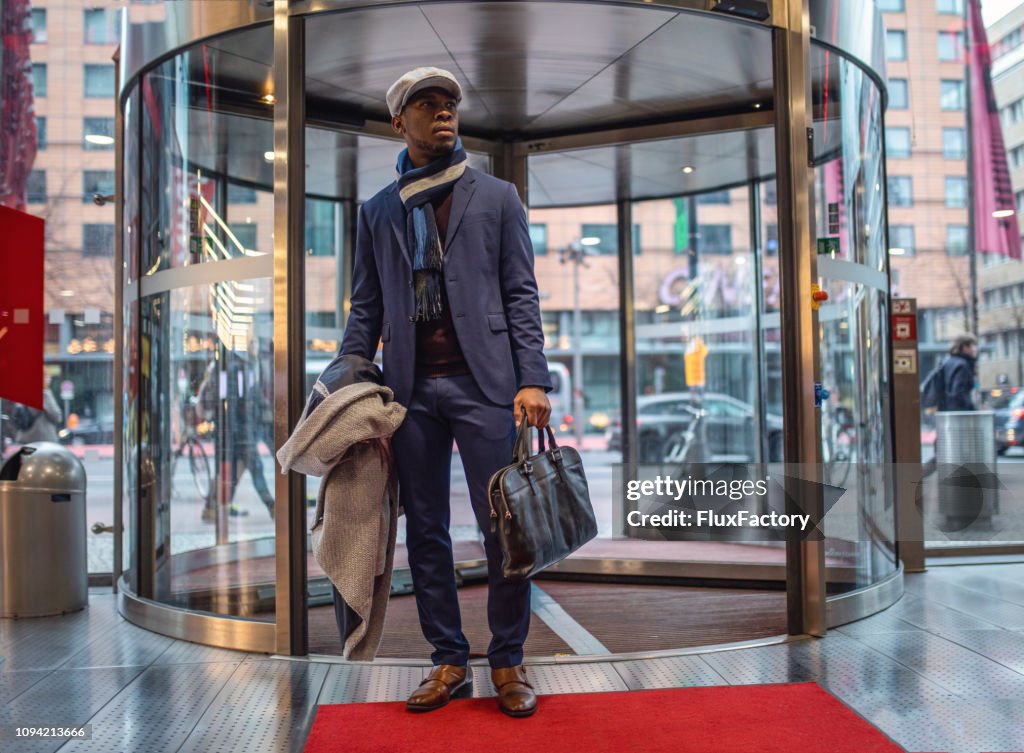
163, 2, 851, 206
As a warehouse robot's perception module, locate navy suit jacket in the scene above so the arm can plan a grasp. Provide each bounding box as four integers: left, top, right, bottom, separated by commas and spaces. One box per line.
340, 167, 552, 407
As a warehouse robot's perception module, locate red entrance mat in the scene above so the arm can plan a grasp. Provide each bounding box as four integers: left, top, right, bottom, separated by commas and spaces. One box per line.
304, 681, 907, 753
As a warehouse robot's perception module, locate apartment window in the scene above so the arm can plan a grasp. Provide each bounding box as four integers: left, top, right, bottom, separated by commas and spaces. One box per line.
27, 170, 46, 204
887, 30, 907, 61
83, 118, 115, 150
36, 117, 46, 150
698, 224, 732, 254
889, 225, 915, 256
943, 128, 966, 159
1017, 190, 1024, 213
31, 9, 46, 43
938, 31, 964, 62
947, 225, 968, 256
83, 170, 115, 203
83, 225, 115, 257
697, 190, 731, 205
941, 80, 965, 110
529, 224, 548, 256
889, 79, 908, 109
580, 223, 641, 255
945, 176, 968, 208
1011, 145, 1024, 169
877, 0, 904, 10
227, 183, 257, 203
84, 9, 117, 45
32, 63, 46, 97
937, 0, 964, 13
84, 65, 115, 98
888, 176, 913, 207
763, 181, 777, 205
1002, 99, 1024, 127
886, 127, 912, 158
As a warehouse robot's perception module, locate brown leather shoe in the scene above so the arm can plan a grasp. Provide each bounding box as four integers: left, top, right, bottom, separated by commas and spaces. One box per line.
491, 666, 537, 718
406, 664, 471, 712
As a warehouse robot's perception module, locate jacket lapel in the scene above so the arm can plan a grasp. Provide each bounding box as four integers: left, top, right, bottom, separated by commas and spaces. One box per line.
443, 170, 477, 257
386, 184, 412, 269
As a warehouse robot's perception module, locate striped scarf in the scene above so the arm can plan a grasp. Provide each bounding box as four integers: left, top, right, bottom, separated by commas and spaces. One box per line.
396, 138, 467, 321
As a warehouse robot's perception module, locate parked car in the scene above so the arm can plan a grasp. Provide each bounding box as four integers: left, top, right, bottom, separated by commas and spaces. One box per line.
59, 417, 115, 446
605, 391, 784, 463
991, 388, 1023, 455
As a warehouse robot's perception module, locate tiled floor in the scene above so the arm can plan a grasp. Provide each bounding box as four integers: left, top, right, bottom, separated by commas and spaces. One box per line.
2, 563, 1024, 752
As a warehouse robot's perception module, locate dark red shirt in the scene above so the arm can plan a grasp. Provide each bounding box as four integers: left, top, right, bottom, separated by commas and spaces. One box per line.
414, 189, 471, 378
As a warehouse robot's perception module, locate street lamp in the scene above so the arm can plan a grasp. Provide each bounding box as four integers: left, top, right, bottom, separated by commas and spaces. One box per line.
559, 236, 600, 446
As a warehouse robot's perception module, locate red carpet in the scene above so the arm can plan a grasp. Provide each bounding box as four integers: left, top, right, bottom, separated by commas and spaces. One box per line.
304, 682, 905, 753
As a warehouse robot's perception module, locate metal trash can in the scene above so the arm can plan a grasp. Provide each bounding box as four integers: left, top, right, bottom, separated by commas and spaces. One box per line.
934, 411, 998, 530
0, 442, 88, 617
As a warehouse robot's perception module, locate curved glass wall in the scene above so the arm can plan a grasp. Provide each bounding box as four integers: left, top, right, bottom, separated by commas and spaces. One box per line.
117, 0, 901, 654
810, 49, 898, 593
125, 25, 278, 616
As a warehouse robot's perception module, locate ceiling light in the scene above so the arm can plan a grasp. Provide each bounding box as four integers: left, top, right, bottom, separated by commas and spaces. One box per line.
580, 237, 601, 246
888, 247, 906, 255
261, 94, 276, 104
993, 209, 1015, 218
85, 134, 114, 145
682, 165, 695, 174
60, 289, 75, 297
264, 151, 275, 162
753, 102, 762, 109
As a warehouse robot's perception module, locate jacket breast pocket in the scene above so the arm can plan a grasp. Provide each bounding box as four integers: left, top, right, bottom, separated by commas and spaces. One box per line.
381, 322, 391, 342
461, 210, 497, 226
487, 313, 508, 333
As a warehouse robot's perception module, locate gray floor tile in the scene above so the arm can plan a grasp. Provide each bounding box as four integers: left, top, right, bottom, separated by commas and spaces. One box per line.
519, 662, 628, 695
611, 655, 727, 689
856, 631, 1024, 700
0, 668, 54, 704
0, 667, 144, 753
63, 621, 174, 669
177, 660, 329, 753
316, 663, 424, 704
59, 662, 240, 753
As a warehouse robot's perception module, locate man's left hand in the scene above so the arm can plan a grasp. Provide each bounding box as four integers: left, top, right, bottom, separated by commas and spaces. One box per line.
514, 387, 551, 429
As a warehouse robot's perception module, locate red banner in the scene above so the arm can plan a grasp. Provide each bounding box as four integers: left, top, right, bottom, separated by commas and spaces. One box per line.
0, 205, 44, 408
968, 0, 1022, 260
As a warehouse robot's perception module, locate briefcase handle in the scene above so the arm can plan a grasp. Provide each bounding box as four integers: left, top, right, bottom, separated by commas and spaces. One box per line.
512, 406, 560, 464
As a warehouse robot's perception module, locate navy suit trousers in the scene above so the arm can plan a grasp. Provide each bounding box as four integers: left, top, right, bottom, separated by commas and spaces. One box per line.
390, 372, 530, 668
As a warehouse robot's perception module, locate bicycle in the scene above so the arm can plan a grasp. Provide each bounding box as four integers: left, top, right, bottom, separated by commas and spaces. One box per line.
170, 396, 212, 503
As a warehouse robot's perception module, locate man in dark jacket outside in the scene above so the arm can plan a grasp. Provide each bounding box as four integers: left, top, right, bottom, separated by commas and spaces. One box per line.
940, 333, 978, 411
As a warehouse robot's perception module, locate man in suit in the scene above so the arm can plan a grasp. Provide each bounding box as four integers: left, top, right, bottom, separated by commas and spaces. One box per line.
340, 67, 551, 718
